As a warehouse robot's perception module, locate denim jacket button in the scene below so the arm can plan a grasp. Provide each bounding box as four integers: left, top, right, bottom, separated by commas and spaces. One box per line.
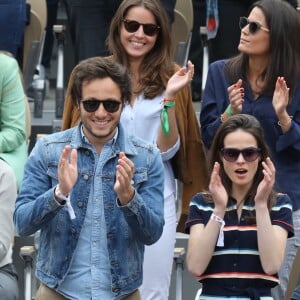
111, 260, 116, 266
77, 201, 83, 207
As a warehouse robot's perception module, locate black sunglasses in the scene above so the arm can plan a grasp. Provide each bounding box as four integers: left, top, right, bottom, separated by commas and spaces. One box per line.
220, 147, 261, 162
122, 19, 160, 36
81, 99, 122, 113
239, 17, 269, 34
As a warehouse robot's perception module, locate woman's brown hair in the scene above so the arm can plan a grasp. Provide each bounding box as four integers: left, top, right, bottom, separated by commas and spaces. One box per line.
225, 0, 300, 99
206, 114, 276, 211
107, 0, 175, 99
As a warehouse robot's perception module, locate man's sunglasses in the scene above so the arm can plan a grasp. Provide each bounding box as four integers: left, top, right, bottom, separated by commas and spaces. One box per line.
122, 19, 160, 36
81, 99, 122, 113
220, 147, 261, 162
239, 17, 269, 34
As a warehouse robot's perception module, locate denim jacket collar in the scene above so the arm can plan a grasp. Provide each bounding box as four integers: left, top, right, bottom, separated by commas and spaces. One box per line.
69, 122, 138, 157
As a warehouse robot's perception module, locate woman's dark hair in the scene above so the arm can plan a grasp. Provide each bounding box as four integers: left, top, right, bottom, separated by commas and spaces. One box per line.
207, 114, 276, 210
107, 0, 174, 99
70, 56, 132, 107
225, 0, 300, 98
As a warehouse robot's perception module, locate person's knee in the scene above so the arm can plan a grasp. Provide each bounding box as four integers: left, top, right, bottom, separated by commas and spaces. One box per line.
0, 273, 19, 300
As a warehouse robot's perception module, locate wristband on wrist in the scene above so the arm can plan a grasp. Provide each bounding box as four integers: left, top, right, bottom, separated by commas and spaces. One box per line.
277, 116, 292, 128
210, 213, 225, 247
160, 98, 175, 136
226, 104, 233, 116
163, 97, 175, 103
55, 185, 76, 220
55, 185, 69, 199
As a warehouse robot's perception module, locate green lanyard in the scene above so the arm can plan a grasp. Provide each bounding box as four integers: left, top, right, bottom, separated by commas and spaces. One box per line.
160, 101, 175, 136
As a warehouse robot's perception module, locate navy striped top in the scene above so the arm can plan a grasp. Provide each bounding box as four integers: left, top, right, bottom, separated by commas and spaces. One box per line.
185, 193, 294, 299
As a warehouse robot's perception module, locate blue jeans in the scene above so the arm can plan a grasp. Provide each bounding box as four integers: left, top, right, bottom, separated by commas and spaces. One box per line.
0, 0, 27, 57
0, 264, 19, 300
272, 209, 300, 299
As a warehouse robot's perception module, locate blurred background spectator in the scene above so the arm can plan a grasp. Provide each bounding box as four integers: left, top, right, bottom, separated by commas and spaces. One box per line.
0, 0, 27, 66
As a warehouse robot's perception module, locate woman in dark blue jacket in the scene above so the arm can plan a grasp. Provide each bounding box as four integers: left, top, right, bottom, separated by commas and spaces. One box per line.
200, 1, 300, 299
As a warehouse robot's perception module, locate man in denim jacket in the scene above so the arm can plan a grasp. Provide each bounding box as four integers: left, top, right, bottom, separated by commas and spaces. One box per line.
14, 57, 164, 300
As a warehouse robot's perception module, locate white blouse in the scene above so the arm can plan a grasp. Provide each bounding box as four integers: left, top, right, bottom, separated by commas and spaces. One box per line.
121, 94, 180, 198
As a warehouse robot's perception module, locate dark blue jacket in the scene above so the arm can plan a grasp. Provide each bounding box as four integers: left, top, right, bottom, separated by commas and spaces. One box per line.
200, 60, 300, 211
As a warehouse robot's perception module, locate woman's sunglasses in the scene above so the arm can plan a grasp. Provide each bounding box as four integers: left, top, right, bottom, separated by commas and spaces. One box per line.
81, 99, 121, 113
220, 147, 261, 162
239, 16, 269, 34
122, 19, 160, 36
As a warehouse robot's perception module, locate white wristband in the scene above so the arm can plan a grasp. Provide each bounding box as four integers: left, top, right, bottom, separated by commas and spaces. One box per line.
55, 185, 76, 220
210, 213, 225, 247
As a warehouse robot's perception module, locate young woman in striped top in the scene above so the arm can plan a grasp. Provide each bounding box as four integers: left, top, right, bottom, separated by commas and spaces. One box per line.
186, 114, 294, 299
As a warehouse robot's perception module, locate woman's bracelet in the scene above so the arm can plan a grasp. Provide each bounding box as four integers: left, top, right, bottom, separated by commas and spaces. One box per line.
210, 213, 225, 247
226, 104, 233, 116
277, 116, 292, 128
162, 97, 175, 104
220, 105, 233, 123
161, 98, 175, 136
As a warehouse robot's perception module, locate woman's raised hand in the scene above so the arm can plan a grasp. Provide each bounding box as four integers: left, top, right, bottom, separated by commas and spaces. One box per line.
227, 79, 244, 114
165, 60, 194, 99
209, 162, 228, 211
272, 76, 289, 116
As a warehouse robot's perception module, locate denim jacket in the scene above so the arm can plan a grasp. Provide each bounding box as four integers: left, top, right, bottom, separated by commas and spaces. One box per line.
14, 123, 164, 299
